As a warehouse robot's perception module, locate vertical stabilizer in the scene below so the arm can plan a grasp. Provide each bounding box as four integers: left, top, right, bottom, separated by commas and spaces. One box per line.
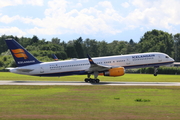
52, 54, 59, 61
5, 38, 41, 67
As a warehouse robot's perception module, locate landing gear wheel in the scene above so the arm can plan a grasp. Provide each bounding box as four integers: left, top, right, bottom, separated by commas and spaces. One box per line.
90, 79, 100, 83
84, 78, 100, 83
91, 79, 95, 83
154, 73, 157, 76
85, 78, 89, 82
95, 79, 100, 83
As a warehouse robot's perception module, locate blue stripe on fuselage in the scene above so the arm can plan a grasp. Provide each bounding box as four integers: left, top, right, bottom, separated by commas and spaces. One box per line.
124, 61, 174, 69
33, 70, 87, 77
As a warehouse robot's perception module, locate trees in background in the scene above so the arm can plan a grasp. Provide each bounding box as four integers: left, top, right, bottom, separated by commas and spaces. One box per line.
138, 29, 174, 57
0, 29, 180, 69
174, 33, 180, 61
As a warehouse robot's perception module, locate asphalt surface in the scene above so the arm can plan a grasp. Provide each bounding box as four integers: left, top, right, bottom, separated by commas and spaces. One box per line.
0, 81, 180, 86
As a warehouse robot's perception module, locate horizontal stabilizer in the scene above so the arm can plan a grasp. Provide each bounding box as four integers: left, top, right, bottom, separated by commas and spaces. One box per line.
6, 68, 15, 70
6, 67, 34, 72
16, 68, 34, 72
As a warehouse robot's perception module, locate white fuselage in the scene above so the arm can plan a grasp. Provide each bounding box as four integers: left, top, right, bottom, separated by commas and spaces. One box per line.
10, 52, 174, 76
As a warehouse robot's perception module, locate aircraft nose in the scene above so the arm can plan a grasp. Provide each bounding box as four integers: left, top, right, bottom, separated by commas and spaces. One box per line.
171, 57, 175, 62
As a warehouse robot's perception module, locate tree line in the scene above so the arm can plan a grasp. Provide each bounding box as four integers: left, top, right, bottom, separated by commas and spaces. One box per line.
0, 29, 180, 70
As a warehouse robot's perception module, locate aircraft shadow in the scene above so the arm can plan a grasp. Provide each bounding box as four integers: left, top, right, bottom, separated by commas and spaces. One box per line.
91, 82, 177, 85
11, 81, 178, 86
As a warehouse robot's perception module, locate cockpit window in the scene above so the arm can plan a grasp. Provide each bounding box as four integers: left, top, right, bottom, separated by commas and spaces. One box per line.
165, 56, 169, 58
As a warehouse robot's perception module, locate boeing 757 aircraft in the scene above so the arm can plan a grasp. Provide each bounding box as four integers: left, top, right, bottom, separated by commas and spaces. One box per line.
5, 38, 174, 83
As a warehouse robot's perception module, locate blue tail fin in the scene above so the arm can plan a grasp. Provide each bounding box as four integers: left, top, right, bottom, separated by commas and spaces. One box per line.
87, 54, 96, 65
52, 54, 59, 61
5, 38, 41, 67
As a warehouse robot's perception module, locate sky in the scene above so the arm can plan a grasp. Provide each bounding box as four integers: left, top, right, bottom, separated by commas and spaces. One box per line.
0, 0, 180, 43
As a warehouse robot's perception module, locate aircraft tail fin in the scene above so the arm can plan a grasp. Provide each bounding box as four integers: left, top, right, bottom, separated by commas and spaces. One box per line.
87, 54, 96, 65
52, 54, 59, 61
5, 38, 41, 67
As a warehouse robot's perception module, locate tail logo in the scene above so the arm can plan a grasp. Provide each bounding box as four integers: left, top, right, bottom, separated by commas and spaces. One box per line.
11, 49, 28, 59
89, 59, 93, 62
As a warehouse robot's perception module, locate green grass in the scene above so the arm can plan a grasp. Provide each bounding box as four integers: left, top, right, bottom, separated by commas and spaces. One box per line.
0, 86, 180, 120
0, 72, 180, 82
0, 72, 180, 119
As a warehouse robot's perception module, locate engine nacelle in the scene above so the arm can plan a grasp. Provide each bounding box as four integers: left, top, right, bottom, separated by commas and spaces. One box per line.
104, 67, 125, 77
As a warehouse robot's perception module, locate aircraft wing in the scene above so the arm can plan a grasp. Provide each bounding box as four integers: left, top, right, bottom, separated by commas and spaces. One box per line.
86, 54, 116, 73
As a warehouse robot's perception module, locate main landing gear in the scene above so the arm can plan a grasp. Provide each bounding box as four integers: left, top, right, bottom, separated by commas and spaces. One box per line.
84, 78, 100, 83
84, 72, 100, 83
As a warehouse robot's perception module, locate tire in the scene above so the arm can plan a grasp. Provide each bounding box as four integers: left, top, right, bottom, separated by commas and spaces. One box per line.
85, 78, 89, 82
154, 73, 157, 76
95, 79, 100, 83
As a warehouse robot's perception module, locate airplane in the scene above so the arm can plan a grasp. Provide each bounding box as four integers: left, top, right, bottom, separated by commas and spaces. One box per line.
5, 38, 174, 83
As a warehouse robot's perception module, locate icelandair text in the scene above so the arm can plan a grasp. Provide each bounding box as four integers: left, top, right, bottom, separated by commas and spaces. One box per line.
132, 54, 155, 59
18, 60, 35, 64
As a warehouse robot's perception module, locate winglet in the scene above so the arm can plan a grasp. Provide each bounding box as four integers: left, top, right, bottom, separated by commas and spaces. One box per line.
87, 54, 95, 64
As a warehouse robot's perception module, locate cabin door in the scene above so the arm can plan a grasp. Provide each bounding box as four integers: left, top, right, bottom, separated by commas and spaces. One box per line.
126, 58, 131, 65
40, 65, 44, 73
158, 55, 162, 62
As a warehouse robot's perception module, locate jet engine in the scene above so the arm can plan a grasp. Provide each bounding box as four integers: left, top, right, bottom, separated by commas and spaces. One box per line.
104, 67, 125, 76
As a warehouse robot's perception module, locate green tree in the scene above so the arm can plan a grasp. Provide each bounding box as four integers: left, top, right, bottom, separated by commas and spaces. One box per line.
55, 51, 67, 60
83, 38, 98, 57
138, 29, 174, 57
127, 39, 137, 54
0, 59, 4, 67
66, 45, 78, 58
98, 40, 109, 56
174, 33, 180, 61
108, 40, 119, 55
0, 35, 7, 54
31, 35, 39, 43
74, 37, 84, 58
51, 37, 60, 44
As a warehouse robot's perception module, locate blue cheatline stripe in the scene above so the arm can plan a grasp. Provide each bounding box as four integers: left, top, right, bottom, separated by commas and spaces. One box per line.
32, 70, 87, 77
124, 61, 174, 69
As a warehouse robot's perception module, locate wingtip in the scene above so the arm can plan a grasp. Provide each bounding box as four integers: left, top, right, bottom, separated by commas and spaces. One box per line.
87, 54, 90, 58
87, 54, 95, 64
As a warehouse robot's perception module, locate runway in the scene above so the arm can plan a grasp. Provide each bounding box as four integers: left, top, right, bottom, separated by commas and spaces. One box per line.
0, 81, 180, 86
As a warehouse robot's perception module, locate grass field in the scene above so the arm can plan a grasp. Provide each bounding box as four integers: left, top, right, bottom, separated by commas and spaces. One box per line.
0, 72, 180, 82
0, 72, 180, 120
0, 86, 180, 120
